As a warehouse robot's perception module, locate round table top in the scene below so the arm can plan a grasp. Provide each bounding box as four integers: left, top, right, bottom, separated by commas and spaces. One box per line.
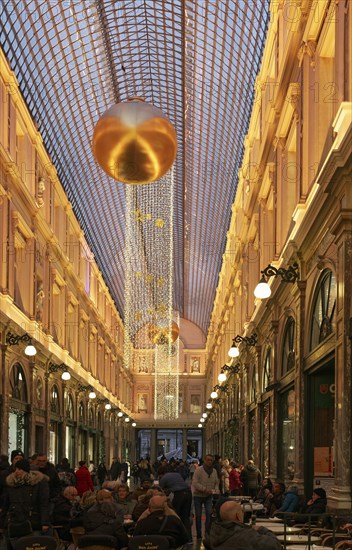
277, 534, 321, 544
284, 546, 327, 550
242, 503, 264, 512
255, 524, 302, 534
257, 517, 284, 523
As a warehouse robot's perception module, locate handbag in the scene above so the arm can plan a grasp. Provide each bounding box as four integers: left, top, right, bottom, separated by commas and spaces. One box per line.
8, 519, 33, 538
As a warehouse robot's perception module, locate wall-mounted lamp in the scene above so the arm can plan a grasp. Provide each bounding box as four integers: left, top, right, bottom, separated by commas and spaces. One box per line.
6, 332, 37, 356
254, 262, 299, 299
48, 361, 71, 380
117, 411, 124, 417
228, 334, 257, 357
132, 422, 137, 427
198, 423, 203, 428
105, 403, 112, 410
206, 402, 213, 409
77, 383, 96, 398
210, 390, 218, 399
213, 383, 229, 393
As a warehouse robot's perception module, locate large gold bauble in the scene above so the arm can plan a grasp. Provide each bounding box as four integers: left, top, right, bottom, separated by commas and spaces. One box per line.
147, 321, 179, 345
92, 98, 177, 184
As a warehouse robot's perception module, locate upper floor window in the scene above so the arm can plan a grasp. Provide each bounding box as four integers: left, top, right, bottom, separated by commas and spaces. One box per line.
282, 317, 295, 375
66, 394, 75, 421
10, 363, 27, 402
50, 385, 60, 414
263, 348, 271, 392
310, 269, 336, 350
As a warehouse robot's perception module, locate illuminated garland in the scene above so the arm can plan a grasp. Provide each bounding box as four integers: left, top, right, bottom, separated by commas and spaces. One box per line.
124, 169, 179, 419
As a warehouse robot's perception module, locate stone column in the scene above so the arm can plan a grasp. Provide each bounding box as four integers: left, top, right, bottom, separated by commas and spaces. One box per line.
61, 381, 67, 459
43, 372, 50, 453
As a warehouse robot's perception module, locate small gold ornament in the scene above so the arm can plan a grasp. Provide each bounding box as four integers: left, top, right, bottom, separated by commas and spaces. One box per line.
155, 218, 165, 228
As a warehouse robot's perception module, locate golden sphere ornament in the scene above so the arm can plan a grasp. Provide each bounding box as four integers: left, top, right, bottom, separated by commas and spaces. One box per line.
148, 321, 179, 345
92, 98, 177, 184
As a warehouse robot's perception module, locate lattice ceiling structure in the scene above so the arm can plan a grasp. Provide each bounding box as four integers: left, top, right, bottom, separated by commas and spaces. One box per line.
0, 1, 269, 338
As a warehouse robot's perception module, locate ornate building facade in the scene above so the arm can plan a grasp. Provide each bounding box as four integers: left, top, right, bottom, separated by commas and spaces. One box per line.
205, 0, 351, 513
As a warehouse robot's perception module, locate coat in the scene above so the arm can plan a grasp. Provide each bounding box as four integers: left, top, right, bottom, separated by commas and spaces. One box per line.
75, 466, 94, 496
191, 466, 219, 497
0, 471, 51, 531
208, 520, 282, 550
83, 502, 128, 547
240, 464, 261, 494
229, 469, 242, 492
133, 510, 189, 548
275, 490, 299, 513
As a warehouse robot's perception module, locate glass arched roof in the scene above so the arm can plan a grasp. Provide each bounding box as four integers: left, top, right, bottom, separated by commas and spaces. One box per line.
0, 0, 269, 336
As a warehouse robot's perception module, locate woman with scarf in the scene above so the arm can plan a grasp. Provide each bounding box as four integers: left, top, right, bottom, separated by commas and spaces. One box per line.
0, 458, 51, 541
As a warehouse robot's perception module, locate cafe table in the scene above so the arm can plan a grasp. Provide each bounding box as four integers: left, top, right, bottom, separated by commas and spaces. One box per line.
254, 524, 302, 534
278, 534, 321, 545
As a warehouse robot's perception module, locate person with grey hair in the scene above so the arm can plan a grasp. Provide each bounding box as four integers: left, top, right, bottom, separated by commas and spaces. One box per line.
207, 500, 281, 550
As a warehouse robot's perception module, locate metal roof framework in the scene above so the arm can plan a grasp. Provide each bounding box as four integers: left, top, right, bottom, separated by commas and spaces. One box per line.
0, 0, 269, 337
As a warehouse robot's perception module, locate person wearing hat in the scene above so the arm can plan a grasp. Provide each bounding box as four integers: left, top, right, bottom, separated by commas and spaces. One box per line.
0, 458, 51, 538
302, 487, 327, 514
0, 451, 25, 508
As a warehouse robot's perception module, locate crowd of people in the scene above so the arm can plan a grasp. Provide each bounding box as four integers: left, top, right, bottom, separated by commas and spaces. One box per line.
0, 450, 349, 550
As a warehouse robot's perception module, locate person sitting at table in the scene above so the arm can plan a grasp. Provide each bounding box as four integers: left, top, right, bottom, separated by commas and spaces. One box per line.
266, 482, 286, 517
255, 478, 273, 503
206, 500, 281, 550
132, 495, 189, 548
274, 485, 300, 516
293, 488, 328, 524
83, 490, 128, 548
113, 484, 137, 519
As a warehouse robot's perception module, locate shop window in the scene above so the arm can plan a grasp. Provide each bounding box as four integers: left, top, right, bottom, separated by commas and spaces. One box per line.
10, 363, 27, 402
282, 317, 295, 375
310, 269, 336, 350
279, 388, 296, 482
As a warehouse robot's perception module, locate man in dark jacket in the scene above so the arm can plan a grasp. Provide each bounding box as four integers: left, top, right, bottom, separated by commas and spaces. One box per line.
240, 460, 261, 497
0, 459, 51, 536
159, 470, 192, 542
83, 490, 127, 548
133, 495, 189, 548
51, 486, 79, 540
207, 500, 281, 550
36, 454, 61, 499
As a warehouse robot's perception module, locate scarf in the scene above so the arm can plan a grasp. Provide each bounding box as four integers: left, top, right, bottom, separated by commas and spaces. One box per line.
203, 464, 214, 477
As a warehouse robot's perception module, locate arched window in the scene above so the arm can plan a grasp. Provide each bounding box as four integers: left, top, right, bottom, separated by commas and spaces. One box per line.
282, 317, 295, 375
310, 269, 336, 350
79, 401, 85, 423
50, 385, 60, 414
66, 394, 75, 421
263, 348, 271, 392
88, 406, 95, 428
10, 363, 27, 402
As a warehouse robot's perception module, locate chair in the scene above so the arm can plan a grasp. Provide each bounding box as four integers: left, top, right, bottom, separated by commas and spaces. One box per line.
128, 535, 170, 550
77, 534, 118, 550
70, 525, 86, 547
12, 535, 57, 550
